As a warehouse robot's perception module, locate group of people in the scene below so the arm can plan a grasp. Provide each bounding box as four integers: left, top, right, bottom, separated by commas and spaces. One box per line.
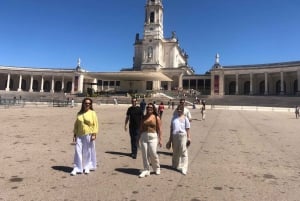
125, 98, 192, 177
140, 99, 165, 119
70, 97, 192, 178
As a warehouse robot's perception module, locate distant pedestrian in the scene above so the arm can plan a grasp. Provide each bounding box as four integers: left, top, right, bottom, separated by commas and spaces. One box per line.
158, 102, 165, 119
168, 100, 171, 109
113, 98, 118, 105
200, 100, 206, 120
295, 106, 299, 119
140, 99, 146, 114
171, 101, 175, 110
71, 98, 74, 108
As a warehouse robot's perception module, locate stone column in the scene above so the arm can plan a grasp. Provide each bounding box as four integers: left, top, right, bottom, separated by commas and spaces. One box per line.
51, 76, 54, 93
250, 73, 253, 95
40, 76, 44, 92
71, 76, 75, 94
280, 71, 284, 95
235, 73, 239, 95
219, 72, 224, 96
29, 75, 33, 92
5, 73, 10, 91
178, 73, 183, 89
78, 74, 84, 93
17, 74, 22, 91
210, 72, 215, 95
264, 72, 268, 95
61, 77, 65, 92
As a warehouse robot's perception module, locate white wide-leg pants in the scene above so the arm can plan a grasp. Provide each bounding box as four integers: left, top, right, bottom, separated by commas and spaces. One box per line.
140, 132, 160, 171
172, 134, 188, 173
73, 134, 97, 172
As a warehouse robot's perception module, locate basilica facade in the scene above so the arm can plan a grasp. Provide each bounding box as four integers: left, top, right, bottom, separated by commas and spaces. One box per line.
0, 0, 299, 97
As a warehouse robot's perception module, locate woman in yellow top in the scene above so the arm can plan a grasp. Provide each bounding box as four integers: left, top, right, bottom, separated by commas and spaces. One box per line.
71, 98, 99, 176
138, 102, 162, 178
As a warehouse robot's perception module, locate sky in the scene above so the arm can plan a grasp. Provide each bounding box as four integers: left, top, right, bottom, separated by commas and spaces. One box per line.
0, 0, 300, 74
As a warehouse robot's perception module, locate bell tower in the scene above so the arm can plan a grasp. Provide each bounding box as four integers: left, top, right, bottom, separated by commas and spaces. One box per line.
143, 0, 164, 40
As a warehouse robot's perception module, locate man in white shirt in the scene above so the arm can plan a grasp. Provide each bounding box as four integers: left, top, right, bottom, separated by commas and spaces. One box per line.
173, 98, 192, 122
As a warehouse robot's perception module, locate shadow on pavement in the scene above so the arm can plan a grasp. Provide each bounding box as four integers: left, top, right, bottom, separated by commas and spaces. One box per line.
105, 151, 132, 157
115, 168, 140, 176
158, 151, 172, 156
52, 166, 73, 173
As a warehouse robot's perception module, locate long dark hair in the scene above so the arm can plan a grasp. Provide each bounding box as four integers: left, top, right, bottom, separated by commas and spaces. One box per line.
146, 102, 158, 116
78, 97, 94, 114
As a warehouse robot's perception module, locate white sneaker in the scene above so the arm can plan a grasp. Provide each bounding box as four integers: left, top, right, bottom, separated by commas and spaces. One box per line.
70, 169, 77, 176
138, 170, 150, 178
181, 169, 187, 175
84, 169, 90, 174
155, 168, 161, 175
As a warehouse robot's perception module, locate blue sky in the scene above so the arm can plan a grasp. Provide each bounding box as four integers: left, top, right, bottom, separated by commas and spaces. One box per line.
0, 0, 299, 74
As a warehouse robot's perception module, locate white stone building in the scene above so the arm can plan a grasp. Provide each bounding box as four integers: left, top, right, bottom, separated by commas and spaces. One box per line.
0, 0, 299, 97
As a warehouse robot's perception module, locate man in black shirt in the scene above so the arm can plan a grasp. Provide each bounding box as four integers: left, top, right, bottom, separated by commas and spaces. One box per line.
124, 98, 143, 159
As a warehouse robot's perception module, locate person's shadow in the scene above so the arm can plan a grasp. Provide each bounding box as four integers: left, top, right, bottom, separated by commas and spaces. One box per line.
52, 166, 73, 173
115, 165, 176, 175
157, 150, 172, 156
115, 168, 140, 175
105, 151, 132, 158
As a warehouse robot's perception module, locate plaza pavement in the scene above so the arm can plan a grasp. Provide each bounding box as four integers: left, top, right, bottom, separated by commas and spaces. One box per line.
0, 104, 300, 201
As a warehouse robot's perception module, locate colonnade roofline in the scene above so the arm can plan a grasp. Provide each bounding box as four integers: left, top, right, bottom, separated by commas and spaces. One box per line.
221, 60, 300, 69
0, 65, 76, 73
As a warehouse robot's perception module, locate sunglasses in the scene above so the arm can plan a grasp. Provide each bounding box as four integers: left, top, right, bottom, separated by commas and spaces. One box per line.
146, 106, 153, 109
84, 102, 91, 105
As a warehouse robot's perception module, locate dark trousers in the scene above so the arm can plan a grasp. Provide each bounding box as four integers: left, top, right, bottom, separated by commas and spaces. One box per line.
129, 127, 139, 155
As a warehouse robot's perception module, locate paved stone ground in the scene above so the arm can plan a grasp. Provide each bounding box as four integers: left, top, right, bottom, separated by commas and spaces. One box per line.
0, 105, 300, 201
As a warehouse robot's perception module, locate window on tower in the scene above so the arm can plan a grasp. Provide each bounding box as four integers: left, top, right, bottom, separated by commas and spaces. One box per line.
150, 12, 155, 23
